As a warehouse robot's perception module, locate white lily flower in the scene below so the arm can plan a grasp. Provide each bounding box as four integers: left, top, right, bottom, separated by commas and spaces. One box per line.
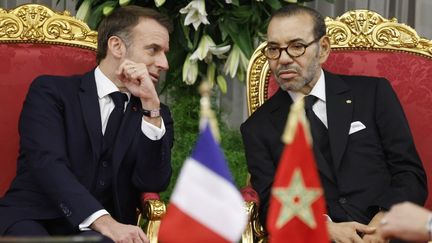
190, 35, 231, 62
223, 45, 249, 78
154, 0, 166, 7
182, 54, 199, 85
179, 0, 210, 30
225, 0, 232, 3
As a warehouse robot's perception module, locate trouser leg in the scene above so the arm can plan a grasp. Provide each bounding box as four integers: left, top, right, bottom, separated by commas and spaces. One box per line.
4, 220, 49, 236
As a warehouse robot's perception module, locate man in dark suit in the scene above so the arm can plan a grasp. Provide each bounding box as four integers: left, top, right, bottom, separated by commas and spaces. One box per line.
241, 5, 427, 243
0, 6, 173, 243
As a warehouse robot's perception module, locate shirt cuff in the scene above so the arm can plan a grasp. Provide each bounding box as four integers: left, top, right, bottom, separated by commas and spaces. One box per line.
78, 209, 110, 231
141, 116, 165, 140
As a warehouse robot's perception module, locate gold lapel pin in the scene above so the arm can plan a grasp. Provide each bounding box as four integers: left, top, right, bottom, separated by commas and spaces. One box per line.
346, 99, 352, 104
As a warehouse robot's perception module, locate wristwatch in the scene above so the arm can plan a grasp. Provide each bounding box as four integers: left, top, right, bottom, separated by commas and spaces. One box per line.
141, 108, 161, 118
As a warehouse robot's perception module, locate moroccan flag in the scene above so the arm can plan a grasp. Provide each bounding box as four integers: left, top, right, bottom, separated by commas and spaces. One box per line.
267, 99, 329, 242
158, 120, 247, 243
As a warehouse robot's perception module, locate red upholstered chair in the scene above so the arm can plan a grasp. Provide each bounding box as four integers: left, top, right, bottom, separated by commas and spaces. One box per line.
245, 9, 432, 241
0, 4, 164, 241
0, 4, 97, 196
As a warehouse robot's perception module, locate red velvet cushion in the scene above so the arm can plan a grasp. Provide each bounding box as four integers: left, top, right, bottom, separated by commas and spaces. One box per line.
241, 185, 260, 205
0, 43, 96, 196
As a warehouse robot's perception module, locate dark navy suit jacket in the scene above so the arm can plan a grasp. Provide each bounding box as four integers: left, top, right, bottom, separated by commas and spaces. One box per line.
241, 71, 427, 226
0, 70, 173, 233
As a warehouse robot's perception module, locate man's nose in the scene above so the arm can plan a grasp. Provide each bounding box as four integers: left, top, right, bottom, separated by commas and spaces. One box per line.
156, 53, 169, 71
278, 49, 294, 64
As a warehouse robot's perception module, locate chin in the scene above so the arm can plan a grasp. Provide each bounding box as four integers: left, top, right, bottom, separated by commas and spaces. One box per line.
278, 79, 303, 92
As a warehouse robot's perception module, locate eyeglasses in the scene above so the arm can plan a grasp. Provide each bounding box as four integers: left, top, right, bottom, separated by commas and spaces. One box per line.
262, 36, 323, 60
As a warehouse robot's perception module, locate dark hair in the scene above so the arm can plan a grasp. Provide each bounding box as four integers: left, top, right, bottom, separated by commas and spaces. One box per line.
270, 4, 326, 39
96, 5, 173, 63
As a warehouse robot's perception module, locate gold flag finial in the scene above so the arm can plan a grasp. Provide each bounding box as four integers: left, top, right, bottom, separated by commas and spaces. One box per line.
199, 81, 220, 142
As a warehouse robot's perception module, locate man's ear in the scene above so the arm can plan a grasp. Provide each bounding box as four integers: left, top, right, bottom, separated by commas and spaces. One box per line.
319, 35, 331, 64
107, 36, 125, 59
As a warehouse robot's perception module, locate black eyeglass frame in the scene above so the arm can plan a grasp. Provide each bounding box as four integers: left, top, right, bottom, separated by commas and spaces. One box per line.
262, 35, 324, 60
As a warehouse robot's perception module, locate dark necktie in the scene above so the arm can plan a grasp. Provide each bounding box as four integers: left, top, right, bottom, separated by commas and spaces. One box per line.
304, 95, 320, 137
304, 95, 333, 164
103, 92, 128, 153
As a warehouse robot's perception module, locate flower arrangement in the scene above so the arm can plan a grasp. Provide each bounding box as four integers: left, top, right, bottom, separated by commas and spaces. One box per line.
75, 0, 331, 93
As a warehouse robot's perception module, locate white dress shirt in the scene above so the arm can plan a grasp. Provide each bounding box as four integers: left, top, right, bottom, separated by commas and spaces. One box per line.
79, 67, 166, 230
288, 69, 328, 128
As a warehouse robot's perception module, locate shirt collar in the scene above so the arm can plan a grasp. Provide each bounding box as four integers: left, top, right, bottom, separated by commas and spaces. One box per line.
94, 66, 130, 100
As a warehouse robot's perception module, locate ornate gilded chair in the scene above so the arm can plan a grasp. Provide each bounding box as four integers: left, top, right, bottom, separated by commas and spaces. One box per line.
246, 9, 432, 241
0, 4, 164, 242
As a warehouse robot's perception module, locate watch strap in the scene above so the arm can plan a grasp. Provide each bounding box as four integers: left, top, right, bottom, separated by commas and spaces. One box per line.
141, 108, 161, 118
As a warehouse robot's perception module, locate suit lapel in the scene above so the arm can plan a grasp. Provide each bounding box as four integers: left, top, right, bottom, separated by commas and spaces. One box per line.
112, 96, 142, 173
269, 89, 335, 183
325, 71, 353, 170
79, 70, 103, 162
269, 89, 293, 135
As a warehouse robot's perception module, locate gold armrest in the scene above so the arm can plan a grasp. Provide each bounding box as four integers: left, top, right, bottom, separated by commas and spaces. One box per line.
242, 201, 267, 243
137, 199, 166, 243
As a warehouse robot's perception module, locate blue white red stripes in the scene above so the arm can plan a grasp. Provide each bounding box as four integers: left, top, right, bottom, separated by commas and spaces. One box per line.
159, 122, 247, 242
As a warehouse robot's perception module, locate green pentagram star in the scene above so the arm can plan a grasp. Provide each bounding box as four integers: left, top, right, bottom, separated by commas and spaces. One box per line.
272, 168, 322, 229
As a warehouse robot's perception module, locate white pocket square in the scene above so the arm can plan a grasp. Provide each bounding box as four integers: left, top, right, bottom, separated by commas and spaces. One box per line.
349, 121, 366, 135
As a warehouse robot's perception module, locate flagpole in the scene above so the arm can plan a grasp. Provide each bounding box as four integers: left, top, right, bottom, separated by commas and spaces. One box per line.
199, 81, 220, 142
158, 82, 248, 243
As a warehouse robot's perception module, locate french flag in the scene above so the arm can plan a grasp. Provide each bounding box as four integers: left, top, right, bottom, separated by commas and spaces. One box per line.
158, 121, 247, 242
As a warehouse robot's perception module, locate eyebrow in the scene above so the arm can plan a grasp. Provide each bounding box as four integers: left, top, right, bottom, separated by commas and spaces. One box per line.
145, 43, 169, 53
267, 38, 307, 46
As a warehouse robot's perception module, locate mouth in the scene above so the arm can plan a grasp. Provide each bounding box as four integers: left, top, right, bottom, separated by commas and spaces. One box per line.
149, 73, 159, 84
277, 69, 298, 80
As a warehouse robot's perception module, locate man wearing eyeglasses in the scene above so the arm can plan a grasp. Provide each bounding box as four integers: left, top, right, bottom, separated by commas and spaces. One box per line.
241, 4, 426, 243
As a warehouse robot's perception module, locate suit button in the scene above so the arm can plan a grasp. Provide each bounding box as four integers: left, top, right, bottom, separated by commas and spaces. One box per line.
59, 202, 72, 217
339, 197, 347, 204
102, 161, 108, 167
99, 180, 105, 186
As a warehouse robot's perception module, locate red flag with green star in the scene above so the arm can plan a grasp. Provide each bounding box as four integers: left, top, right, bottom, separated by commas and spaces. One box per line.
267, 99, 329, 243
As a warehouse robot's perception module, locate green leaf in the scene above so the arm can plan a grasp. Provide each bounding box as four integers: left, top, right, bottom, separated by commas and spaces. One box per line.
237, 69, 245, 82
217, 75, 227, 94
154, 0, 166, 7
218, 20, 229, 41
206, 63, 216, 87
230, 0, 240, 6
180, 17, 194, 50
103, 5, 115, 16
230, 5, 252, 21
87, 1, 117, 30
266, 0, 282, 9
220, 18, 253, 58
119, 0, 130, 7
